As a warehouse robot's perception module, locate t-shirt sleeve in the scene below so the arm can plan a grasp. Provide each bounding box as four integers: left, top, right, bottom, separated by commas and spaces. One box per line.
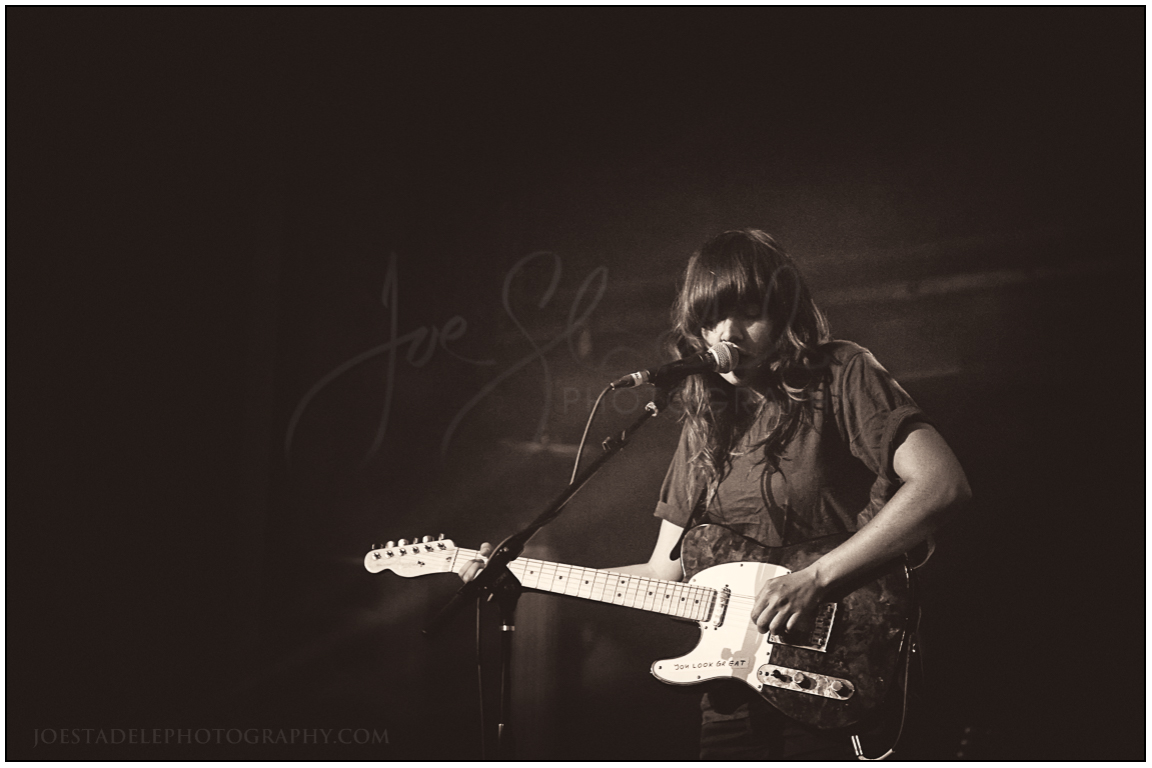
654, 426, 703, 528
832, 348, 932, 487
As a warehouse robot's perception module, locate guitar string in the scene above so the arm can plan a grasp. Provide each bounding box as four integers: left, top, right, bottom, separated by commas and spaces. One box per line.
449, 548, 769, 607
392, 548, 823, 643
514, 562, 714, 620
400, 548, 768, 611
395, 548, 770, 617
388, 548, 712, 619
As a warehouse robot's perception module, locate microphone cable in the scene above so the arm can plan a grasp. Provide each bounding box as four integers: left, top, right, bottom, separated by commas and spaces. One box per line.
569, 385, 613, 485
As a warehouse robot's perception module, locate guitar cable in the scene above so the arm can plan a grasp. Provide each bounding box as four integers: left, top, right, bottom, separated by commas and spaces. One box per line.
851, 579, 922, 760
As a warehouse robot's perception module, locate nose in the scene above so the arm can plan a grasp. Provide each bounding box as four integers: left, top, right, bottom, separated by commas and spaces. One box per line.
712, 315, 745, 342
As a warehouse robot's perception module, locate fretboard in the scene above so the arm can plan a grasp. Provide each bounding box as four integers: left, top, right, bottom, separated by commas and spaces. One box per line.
451, 548, 715, 622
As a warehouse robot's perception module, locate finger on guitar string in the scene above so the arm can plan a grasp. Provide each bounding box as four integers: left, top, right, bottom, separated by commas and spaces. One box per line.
459, 542, 493, 583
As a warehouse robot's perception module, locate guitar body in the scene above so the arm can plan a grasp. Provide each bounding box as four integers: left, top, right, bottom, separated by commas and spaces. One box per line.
652, 524, 913, 731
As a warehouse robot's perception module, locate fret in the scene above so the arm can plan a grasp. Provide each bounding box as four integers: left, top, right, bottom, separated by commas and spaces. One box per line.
668, 582, 684, 618
450, 548, 472, 575
621, 574, 643, 609
630, 576, 645, 607
553, 563, 575, 595
592, 570, 611, 603
660, 583, 673, 615
608, 573, 629, 605
694, 586, 711, 620
573, 564, 599, 598
673, 583, 693, 618
652, 579, 669, 612
614, 573, 633, 608
637, 578, 656, 609
540, 562, 560, 593
640, 578, 658, 613
552, 562, 571, 594
566, 565, 585, 597
685, 585, 702, 620
518, 558, 544, 591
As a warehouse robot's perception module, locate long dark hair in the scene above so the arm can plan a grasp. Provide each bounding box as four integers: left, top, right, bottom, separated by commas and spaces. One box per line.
668, 229, 832, 487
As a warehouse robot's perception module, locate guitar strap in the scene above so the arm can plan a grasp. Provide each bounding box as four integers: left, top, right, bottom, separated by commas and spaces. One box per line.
669, 483, 716, 561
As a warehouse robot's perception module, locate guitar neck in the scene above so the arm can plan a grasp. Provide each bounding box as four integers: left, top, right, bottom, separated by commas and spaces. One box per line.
451, 548, 715, 622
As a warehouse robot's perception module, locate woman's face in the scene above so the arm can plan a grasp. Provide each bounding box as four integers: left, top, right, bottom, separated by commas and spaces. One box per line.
700, 301, 775, 388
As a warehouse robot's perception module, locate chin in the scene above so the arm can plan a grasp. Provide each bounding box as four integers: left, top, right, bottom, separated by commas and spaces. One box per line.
725, 366, 772, 389
723, 371, 756, 387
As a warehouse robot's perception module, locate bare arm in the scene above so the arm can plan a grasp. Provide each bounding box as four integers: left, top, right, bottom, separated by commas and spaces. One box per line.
603, 518, 686, 582
753, 423, 970, 634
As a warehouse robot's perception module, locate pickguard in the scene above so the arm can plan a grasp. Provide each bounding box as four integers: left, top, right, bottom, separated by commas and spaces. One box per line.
651, 560, 789, 688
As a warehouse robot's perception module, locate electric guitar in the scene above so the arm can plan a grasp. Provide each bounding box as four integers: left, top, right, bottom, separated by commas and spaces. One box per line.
364, 524, 912, 730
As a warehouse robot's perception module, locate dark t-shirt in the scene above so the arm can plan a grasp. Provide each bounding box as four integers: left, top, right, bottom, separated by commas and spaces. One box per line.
655, 341, 930, 547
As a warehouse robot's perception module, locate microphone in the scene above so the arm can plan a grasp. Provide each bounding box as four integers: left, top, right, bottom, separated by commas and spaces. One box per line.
609, 342, 740, 389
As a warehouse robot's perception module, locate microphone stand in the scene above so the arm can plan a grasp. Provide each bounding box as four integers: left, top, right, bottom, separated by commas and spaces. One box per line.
424, 387, 670, 759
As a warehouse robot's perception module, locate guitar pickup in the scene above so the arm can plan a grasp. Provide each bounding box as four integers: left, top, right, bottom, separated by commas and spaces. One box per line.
756, 664, 854, 700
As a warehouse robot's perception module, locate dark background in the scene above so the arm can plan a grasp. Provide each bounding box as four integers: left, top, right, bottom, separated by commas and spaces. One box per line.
8, 7, 1144, 760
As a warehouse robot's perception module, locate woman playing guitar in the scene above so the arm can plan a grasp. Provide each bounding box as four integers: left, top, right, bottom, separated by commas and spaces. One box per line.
463, 229, 970, 758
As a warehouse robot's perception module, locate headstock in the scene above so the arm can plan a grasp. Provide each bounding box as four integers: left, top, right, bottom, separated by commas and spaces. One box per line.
363, 535, 458, 576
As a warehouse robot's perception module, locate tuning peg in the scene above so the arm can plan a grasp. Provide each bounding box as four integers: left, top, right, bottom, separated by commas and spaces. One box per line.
438, 533, 445, 540
422, 535, 432, 543
385, 541, 395, 549
398, 539, 408, 546
370, 544, 379, 551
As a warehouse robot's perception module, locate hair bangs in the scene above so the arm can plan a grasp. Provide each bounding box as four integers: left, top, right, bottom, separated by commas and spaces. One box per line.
681, 247, 771, 330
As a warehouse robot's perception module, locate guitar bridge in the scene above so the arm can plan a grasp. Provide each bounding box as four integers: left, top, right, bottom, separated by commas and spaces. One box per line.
768, 602, 836, 652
